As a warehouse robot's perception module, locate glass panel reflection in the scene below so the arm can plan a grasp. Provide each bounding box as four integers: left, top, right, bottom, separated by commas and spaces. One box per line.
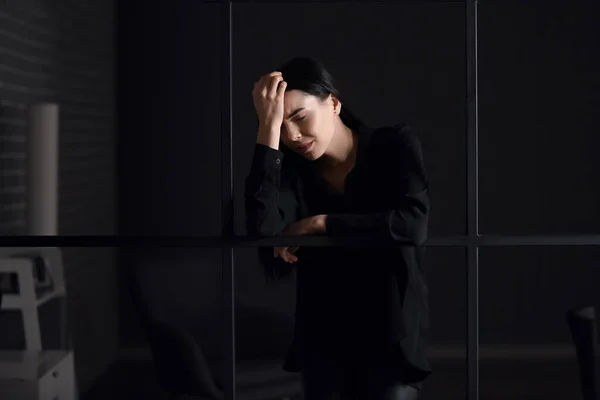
119, 246, 225, 398
480, 246, 600, 399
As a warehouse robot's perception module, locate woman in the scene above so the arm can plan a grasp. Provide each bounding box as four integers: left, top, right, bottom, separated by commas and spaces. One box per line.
245, 57, 431, 400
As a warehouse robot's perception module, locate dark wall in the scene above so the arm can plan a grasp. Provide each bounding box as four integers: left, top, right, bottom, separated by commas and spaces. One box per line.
478, 1, 600, 235
117, 0, 221, 237
0, 0, 118, 392
117, 0, 600, 356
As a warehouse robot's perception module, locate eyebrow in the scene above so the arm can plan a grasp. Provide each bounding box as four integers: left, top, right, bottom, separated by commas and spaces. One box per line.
286, 107, 305, 120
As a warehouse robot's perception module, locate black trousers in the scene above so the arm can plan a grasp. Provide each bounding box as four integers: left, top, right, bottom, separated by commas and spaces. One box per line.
301, 355, 420, 400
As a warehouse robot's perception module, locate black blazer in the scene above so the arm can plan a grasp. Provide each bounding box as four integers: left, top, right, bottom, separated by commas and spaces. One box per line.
245, 123, 432, 387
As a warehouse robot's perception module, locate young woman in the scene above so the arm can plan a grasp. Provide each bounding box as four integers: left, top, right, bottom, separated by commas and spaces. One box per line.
245, 58, 431, 400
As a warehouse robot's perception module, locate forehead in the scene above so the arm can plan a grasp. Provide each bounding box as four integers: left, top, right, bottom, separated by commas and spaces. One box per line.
283, 90, 318, 112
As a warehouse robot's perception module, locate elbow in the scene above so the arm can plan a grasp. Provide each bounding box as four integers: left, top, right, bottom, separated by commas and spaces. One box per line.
390, 208, 429, 246
245, 194, 286, 237
410, 209, 429, 246
410, 223, 428, 246
245, 201, 276, 237
399, 190, 430, 246
407, 199, 429, 246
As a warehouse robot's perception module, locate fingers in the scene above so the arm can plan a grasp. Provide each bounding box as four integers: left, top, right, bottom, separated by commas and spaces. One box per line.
273, 247, 299, 263
254, 71, 284, 98
266, 75, 284, 99
254, 71, 281, 89
275, 247, 294, 262
282, 249, 297, 263
282, 247, 298, 263
277, 80, 287, 98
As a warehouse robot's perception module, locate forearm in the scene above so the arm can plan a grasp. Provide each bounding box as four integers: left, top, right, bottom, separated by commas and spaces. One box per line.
256, 126, 281, 150
324, 193, 429, 245
245, 144, 287, 236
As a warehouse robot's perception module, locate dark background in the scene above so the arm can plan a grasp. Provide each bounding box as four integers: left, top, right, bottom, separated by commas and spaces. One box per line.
0, 0, 598, 396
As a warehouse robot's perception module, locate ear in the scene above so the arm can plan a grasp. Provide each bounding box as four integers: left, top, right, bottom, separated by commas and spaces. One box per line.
330, 94, 342, 115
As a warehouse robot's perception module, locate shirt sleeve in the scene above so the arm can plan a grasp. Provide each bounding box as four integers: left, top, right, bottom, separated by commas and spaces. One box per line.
245, 143, 298, 280
244, 144, 288, 236
324, 126, 430, 245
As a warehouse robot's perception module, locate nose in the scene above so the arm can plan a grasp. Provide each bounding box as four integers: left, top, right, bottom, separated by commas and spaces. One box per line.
283, 126, 301, 142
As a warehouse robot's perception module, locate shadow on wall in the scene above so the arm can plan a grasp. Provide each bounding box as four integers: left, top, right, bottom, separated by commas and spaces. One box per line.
123, 247, 297, 362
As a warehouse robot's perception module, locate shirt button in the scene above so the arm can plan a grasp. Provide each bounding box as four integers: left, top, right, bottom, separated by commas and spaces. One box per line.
275, 159, 281, 164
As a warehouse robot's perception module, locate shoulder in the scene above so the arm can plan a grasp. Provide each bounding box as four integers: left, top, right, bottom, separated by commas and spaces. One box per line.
367, 123, 428, 185
369, 123, 423, 156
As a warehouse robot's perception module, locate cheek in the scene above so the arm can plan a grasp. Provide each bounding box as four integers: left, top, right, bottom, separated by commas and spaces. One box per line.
312, 115, 335, 143
304, 120, 320, 139
306, 115, 330, 141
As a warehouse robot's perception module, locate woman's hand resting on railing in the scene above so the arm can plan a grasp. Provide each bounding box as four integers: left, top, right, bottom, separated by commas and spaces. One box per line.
273, 215, 327, 263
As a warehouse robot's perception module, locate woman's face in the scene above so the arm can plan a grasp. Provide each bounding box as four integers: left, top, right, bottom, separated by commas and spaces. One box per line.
280, 90, 341, 161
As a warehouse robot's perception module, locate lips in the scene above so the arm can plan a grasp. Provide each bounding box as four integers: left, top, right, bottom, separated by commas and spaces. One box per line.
298, 141, 313, 153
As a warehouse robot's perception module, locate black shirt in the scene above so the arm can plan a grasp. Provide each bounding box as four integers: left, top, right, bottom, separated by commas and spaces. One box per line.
245, 123, 432, 388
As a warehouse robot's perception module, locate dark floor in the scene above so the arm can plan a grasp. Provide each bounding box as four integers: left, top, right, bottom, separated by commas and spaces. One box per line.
82, 357, 581, 400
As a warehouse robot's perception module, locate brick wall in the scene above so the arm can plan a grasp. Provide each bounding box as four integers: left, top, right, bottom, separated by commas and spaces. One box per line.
0, 0, 117, 392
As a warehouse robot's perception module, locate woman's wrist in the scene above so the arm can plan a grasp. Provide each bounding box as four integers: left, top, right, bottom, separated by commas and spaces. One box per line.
256, 126, 281, 150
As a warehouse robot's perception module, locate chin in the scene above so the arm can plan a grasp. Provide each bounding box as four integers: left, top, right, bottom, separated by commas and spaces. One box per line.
303, 148, 325, 161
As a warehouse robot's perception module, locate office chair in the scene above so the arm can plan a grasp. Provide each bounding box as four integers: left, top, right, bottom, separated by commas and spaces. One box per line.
566, 305, 598, 400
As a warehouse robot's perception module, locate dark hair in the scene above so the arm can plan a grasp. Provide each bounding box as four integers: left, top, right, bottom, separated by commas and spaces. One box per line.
278, 57, 365, 131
